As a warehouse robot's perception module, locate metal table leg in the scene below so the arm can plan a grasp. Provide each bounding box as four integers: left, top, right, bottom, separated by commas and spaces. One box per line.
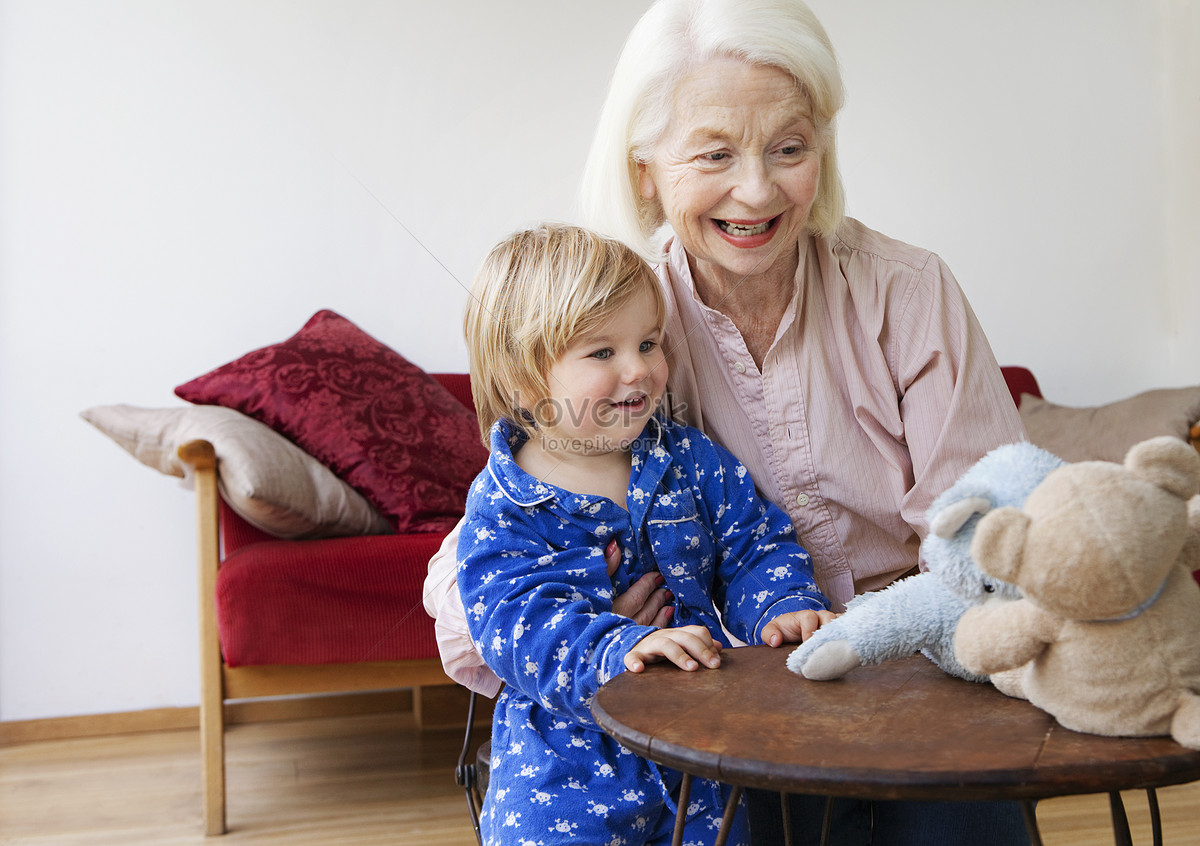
1147, 788, 1163, 846
1021, 800, 1043, 846
713, 786, 744, 846
673, 773, 692, 846
1109, 791, 1133, 846
819, 795, 835, 846
780, 792, 794, 846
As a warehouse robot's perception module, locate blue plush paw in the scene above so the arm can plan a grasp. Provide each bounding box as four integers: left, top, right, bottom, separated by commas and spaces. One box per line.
787, 638, 861, 679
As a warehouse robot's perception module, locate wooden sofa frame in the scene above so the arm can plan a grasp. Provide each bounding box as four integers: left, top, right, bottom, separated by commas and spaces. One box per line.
177, 439, 458, 836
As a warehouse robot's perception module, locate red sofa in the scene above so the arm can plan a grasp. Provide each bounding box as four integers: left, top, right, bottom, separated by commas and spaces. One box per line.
179, 372, 480, 836
210, 372, 476, 670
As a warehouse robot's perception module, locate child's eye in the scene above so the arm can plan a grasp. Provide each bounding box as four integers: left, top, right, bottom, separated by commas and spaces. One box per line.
639, 340, 658, 353
589, 348, 613, 360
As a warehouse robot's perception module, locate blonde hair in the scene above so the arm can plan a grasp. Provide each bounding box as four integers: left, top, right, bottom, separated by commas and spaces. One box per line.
579, 0, 846, 262
464, 223, 667, 445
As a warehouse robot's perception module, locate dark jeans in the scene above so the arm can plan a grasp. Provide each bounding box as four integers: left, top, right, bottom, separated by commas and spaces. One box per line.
746, 789, 1032, 846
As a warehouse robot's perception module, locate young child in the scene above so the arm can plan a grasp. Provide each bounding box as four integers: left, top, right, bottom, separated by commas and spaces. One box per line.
458, 224, 834, 846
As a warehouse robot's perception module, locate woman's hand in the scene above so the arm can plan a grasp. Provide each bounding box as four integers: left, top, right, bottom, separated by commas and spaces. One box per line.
605, 540, 674, 627
761, 609, 839, 647
624, 625, 723, 673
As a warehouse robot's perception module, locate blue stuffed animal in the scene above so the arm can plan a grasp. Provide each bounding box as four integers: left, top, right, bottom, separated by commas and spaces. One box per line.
787, 442, 1064, 683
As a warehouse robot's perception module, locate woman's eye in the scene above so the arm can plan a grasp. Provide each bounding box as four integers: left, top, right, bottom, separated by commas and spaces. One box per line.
701, 151, 729, 163
779, 143, 807, 156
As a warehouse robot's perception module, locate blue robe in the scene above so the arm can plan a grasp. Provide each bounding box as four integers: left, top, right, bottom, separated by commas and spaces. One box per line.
458, 416, 828, 845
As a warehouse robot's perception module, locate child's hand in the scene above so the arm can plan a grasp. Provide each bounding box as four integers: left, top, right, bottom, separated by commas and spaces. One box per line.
761, 609, 839, 647
624, 625, 722, 673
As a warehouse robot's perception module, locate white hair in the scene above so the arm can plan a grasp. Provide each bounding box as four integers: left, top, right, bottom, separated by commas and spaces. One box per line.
579, 0, 846, 262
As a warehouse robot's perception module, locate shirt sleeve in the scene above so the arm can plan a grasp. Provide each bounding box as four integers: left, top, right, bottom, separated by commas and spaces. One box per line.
684, 430, 830, 643
889, 252, 1027, 543
422, 518, 504, 698
456, 494, 654, 728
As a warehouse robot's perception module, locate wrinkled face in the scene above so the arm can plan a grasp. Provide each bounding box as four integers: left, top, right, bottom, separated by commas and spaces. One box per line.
638, 57, 822, 289
537, 287, 668, 457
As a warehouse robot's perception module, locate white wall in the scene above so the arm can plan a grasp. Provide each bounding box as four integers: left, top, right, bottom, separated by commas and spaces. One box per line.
1, 0, 1195, 722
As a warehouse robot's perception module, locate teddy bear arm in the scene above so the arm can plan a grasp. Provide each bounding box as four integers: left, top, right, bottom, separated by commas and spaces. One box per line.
954, 600, 1055, 675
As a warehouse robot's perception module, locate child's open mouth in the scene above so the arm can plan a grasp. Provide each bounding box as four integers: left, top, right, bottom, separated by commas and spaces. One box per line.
612, 395, 648, 413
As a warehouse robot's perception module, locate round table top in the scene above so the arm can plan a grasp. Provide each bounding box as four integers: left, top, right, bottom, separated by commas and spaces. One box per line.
591, 646, 1200, 801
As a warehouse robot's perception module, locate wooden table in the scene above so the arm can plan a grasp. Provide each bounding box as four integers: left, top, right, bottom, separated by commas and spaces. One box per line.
591, 646, 1200, 846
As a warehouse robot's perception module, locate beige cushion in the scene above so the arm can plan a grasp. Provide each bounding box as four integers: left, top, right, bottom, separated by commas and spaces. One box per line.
82, 404, 392, 539
1019, 386, 1200, 463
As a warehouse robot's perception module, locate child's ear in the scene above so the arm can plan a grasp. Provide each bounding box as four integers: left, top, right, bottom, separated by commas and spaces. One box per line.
514, 375, 554, 426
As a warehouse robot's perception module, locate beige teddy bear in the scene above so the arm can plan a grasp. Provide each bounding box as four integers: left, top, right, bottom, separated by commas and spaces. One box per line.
953, 436, 1200, 749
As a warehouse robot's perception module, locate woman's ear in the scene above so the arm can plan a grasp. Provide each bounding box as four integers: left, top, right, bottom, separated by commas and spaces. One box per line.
637, 161, 657, 201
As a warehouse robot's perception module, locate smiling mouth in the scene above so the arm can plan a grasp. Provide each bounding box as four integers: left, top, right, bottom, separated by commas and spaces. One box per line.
611, 395, 649, 413
716, 217, 778, 237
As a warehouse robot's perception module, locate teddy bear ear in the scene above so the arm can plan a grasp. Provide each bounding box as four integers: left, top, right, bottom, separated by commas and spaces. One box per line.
970, 507, 1031, 582
930, 496, 992, 539
1124, 436, 1200, 501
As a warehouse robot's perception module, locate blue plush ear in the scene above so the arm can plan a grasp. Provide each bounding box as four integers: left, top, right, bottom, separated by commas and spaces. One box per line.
922, 442, 1065, 604
930, 496, 991, 539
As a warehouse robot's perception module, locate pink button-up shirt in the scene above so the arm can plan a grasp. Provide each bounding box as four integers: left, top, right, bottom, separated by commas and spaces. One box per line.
660, 218, 1025, 610
423, 217, 1025, 694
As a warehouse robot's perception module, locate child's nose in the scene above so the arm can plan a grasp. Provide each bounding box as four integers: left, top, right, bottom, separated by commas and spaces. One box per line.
621, 353, 650, 382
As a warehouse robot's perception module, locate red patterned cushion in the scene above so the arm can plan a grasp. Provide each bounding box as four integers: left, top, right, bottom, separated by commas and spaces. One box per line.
176, 310, 487, 533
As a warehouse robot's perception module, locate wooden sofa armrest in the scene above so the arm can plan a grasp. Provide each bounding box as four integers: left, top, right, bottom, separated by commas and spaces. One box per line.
175, 437, 219, 595
176, 438, 226, 835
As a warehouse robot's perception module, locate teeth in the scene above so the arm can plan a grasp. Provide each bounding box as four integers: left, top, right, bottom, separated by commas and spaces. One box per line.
720, 220, 771, 237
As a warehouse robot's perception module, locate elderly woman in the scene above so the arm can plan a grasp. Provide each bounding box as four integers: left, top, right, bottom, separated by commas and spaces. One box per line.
425, 0, 1028, 843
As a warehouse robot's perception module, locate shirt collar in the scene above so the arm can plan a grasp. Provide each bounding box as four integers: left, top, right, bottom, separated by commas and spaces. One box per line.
485, 420, 555, 508
484, 417, 672, 511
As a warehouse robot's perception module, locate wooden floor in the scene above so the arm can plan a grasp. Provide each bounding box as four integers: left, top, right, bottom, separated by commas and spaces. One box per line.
2, 710, 1198, 845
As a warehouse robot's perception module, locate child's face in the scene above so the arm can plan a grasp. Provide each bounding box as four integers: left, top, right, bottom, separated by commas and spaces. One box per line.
538, 287, 668, 455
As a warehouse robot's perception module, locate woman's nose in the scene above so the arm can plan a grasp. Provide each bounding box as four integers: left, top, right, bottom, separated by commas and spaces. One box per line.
730, 158, 775, 208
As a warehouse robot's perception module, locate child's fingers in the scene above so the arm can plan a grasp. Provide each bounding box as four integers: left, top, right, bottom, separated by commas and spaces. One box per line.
764, 610, 839, 646
808, 610, 838, 639
624, 626, 721, 673
662, 628, 722, 671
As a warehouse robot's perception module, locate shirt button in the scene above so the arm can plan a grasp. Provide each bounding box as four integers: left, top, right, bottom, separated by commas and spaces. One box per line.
795, 493, 810, 507
733, 361, 746, 374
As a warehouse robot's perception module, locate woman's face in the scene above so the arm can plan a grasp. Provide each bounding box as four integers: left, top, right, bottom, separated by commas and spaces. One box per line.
638, 57, 822, 289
